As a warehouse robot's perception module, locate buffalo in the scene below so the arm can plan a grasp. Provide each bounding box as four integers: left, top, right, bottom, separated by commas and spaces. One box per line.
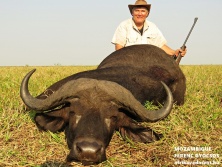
20, 44, 186, 165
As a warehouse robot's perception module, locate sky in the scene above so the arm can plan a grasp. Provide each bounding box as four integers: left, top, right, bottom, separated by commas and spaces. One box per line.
0, 0, 222, 66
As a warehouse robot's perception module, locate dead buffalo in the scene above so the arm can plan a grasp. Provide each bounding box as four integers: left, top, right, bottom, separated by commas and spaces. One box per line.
20, 44, 186, 165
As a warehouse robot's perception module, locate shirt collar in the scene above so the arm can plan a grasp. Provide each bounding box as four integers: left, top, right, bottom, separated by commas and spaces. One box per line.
131, 18, 149, 31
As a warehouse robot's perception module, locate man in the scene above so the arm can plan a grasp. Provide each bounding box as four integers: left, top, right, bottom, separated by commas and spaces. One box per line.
112, 0, 187, 57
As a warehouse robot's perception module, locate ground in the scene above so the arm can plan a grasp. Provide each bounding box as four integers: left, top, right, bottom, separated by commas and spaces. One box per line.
0, 66, 221, 167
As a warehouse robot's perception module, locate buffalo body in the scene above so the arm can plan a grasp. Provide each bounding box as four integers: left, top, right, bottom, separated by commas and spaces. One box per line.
20, 44, 186, 165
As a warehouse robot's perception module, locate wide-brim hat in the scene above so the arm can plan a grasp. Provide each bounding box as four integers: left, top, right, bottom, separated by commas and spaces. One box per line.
128, 0, 151, 14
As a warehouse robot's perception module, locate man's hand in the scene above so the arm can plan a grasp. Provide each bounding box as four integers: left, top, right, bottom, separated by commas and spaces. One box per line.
174, 47, 187, 57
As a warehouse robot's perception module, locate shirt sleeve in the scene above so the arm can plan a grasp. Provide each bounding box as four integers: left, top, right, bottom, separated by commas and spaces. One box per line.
111, 22, 127, 47
155, 27, 167, 48
149, 23, 167, 48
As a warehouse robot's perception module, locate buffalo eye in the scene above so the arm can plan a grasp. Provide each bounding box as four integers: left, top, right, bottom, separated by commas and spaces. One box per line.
69, 111, 81, 125
104, 116, 118, 131
69, 110, 75, 115
110, 116, 118, 123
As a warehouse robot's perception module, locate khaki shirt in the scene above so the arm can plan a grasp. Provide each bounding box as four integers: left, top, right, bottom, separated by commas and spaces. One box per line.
112, 18, 167, 48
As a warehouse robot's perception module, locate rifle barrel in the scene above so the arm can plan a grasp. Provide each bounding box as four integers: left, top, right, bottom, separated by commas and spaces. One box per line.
176, 17, 198, 64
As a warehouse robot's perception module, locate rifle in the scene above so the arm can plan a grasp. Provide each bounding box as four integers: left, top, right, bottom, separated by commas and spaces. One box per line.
174, 17, 198, 64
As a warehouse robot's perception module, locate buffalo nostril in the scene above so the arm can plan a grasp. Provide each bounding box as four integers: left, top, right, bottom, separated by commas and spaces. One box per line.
76, 145, 83, 153
69, 140, 107, 164
75, 141, 103, 155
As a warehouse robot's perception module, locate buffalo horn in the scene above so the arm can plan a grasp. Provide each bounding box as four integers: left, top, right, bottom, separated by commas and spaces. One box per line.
95, 80, 173, 122
20, 69, 173, 121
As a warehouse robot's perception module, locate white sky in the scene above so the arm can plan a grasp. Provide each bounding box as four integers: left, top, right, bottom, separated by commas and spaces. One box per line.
0, 0, 222, 66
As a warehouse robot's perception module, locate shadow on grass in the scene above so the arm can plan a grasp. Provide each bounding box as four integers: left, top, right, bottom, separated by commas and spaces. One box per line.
39, 161, 72, 167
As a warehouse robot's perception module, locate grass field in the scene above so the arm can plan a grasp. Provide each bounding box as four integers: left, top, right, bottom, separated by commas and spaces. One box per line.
0, 66, 221, 167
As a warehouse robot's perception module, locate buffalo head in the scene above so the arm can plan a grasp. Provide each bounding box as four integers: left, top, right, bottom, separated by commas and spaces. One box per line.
20, 69, 173, 165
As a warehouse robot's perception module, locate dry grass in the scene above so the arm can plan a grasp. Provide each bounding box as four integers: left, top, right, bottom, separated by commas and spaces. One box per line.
0, 66, 221, 167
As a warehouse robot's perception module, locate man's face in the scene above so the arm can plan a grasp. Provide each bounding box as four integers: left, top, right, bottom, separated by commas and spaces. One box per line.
132, 7, 149, 25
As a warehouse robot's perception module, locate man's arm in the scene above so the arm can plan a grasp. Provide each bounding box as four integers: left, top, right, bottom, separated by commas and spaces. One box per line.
161, 44, 187, 57
161, 45, 176, 56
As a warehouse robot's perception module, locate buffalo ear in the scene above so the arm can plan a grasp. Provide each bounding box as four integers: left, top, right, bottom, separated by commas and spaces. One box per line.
34, 108, 69, 133
119, 120, 162, 143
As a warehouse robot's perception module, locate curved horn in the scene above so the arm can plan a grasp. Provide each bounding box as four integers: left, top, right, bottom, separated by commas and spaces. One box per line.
20, 69, 65, 111
21, 69, 173, 121
20, 69, 93, 111
95, 80, 173, 122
